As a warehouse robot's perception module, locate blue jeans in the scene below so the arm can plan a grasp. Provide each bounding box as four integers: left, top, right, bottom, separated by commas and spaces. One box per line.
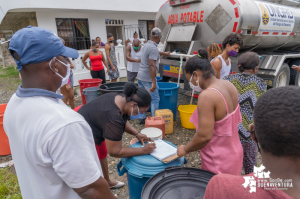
138, 80, 160, 119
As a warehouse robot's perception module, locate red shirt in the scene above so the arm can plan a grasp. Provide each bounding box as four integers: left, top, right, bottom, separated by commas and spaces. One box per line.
90, 51, 104, 71
204, 173, 294, 199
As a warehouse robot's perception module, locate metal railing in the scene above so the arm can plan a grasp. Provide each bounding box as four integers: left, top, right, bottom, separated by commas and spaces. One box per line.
56, 18, 91, 50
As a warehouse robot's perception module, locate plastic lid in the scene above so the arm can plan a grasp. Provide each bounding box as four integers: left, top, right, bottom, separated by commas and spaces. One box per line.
141, 127, 162, 138
120, 141, 186, 178
141, 167, 215, 199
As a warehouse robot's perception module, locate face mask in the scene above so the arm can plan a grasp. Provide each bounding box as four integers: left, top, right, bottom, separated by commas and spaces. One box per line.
228, 50, 238, 57
109, 40, 114, 43
130, 106, 143, 120
189, 73, 203, 93
133, 46, 140, 50
93, 48, 98, 52
49, 59, 70, 88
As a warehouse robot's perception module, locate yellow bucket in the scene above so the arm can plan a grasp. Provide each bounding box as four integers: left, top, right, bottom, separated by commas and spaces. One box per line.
178, 105, 197, 129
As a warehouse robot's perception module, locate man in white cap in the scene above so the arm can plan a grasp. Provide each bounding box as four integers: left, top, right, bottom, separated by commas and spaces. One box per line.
137, 27, 170, 124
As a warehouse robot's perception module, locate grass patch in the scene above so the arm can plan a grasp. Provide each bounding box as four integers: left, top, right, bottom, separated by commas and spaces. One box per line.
0, 67, 19, 79
0, 168, 22, 199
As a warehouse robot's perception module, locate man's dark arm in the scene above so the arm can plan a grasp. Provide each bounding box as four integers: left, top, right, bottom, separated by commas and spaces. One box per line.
126, 45, 138, 62
149, 59, 157, 92
159, 51, 171, 56
73, 177, 117, 199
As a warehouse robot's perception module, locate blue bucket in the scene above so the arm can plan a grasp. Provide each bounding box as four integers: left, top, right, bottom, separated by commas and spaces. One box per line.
158, 82, 180, 120
117, 141, 187, 199
82, 86, 101, 104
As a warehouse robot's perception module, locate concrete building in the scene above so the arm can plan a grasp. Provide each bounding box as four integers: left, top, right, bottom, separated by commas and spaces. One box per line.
0, 0, 167, 84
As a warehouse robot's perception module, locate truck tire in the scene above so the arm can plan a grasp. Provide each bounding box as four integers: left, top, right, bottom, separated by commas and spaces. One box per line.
289, 59, 300, 86
273, 63, 290, 88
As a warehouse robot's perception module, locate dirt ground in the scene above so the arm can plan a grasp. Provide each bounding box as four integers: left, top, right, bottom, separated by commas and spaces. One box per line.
0, 76, 262, 199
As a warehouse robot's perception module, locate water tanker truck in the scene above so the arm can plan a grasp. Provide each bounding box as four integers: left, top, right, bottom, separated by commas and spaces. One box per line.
155, 0, 300, 90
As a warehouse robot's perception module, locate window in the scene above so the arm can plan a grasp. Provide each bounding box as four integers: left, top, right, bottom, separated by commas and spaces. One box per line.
56, 18, 91, 50
138, 20, 155, 41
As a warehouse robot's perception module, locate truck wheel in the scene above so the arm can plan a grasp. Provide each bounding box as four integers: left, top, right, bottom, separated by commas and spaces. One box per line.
289, 59, 300, 86
273, 63, 290, 88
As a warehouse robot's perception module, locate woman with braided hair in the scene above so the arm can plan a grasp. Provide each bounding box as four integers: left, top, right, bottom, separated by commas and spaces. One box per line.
74, 82, 156, 188
223, 52, 267, 174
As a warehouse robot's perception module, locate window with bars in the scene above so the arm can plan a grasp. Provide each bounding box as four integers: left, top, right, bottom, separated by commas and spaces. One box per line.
138, 20, 155, 41
56, 18, 91, 50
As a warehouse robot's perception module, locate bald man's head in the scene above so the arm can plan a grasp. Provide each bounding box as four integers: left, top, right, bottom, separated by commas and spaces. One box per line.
133, 39, 140, 47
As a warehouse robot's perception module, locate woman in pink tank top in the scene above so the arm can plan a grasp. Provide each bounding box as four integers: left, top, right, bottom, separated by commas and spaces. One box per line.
177, 48, 243, 175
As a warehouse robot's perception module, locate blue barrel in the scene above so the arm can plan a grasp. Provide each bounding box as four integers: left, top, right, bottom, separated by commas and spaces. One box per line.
158, 82, 180, 120
82, 86, 101, 104
156, 76, 162, 82
117, 141, 187, 199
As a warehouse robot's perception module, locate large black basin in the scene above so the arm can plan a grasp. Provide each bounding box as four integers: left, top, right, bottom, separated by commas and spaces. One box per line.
99, 82, 137, 95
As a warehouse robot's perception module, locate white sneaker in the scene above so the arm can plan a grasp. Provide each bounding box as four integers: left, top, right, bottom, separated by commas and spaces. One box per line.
110, 181, 125, 189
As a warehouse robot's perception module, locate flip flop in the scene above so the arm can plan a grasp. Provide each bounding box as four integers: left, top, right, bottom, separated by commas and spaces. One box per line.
110, 181, 125, 189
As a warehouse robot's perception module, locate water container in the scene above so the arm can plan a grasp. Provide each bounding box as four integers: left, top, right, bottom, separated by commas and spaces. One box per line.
78, 79, 102, 104
145, 118, 165, 138
157, 82, 180, 120
130, 127, 163, 145
141, 167, 215, 199
0, 104, 11, 155
117, 141, 187, 199
156, 76, 162, 82
155, 109, 173, 135
82, 87, 101, 104
99, 82, 137, 95
178, 105, 197, 129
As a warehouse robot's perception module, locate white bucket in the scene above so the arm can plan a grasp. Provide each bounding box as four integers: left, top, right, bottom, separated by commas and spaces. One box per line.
130, 127, 163, 145
141, 127, 163, 140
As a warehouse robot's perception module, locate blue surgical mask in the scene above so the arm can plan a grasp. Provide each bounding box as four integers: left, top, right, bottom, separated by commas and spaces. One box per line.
130, 106, 143, 120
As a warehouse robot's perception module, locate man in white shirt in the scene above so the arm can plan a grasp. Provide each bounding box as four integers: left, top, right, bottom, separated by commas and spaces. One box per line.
211, 33, 244, 79
126, 38, 143, 82
4, 26, 116, 199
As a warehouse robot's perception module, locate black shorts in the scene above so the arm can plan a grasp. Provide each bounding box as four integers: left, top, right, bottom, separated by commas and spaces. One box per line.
91, 70, 106, 84
127, 71, 138, 82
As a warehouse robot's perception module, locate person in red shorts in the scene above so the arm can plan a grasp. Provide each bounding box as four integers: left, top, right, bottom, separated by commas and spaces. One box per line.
74, 82, 156, 189
204, 87, 300, 199
74, 105, 109, 161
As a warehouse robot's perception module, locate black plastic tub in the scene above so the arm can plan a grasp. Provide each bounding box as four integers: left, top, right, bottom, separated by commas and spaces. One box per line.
99, 82, 137, 95
141, 167, 215, 199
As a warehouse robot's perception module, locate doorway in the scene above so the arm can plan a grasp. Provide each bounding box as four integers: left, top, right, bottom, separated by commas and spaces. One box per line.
106, 25, 124, 45
138, 20, 155, 41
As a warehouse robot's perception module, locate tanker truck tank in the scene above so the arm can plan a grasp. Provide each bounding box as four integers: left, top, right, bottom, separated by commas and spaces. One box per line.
156, 0, 300, 90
